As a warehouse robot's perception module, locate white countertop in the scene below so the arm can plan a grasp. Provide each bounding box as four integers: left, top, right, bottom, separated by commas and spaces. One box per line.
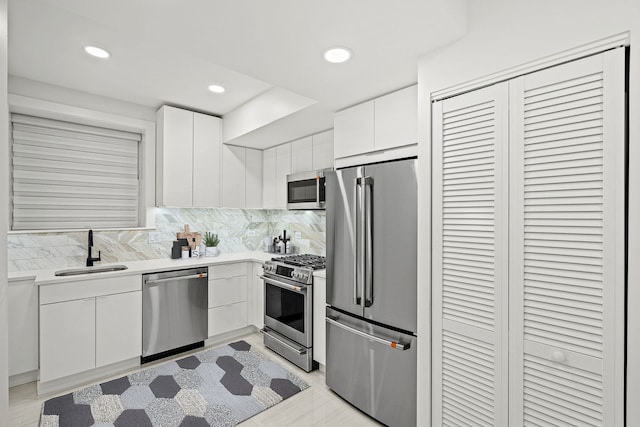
9, 251, 326, 285
10, 251, 272, 286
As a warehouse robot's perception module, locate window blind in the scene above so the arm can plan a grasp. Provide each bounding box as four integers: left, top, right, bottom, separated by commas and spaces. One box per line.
11, 114, 141, 230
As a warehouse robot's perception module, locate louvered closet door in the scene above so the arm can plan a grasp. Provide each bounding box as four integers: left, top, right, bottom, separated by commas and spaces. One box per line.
509, 49, 625, 426
432, 83, 509, 426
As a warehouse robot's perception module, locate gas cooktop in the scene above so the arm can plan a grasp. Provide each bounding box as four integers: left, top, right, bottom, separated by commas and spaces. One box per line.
271, 254, 326, 270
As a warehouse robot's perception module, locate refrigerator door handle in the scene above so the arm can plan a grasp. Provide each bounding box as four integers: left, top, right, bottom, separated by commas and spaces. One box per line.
326, 316, 410, 351
357, 176, 367, 308
363, 176, 374, 307
354, 176, 363, 306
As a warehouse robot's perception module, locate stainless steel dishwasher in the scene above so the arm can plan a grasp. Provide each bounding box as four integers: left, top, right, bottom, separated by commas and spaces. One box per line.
142, 267, 208, 363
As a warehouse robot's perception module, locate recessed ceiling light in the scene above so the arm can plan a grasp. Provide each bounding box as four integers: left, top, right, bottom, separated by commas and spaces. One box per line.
208, 84, 226, 94
324, 47, 352, 63
84, 45, 110, 59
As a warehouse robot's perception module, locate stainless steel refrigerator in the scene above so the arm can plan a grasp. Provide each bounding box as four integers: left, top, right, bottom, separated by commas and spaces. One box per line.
325, 158, 417, 427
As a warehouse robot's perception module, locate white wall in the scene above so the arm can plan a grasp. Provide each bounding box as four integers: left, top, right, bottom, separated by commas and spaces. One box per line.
8, 75, 156, 122
416, 0, 640, 424
0, 0, 8, 416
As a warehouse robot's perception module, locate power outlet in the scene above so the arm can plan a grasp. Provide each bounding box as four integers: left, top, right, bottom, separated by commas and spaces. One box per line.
148, 232, 162, 243
294, 231, 302, 239
247, 230, 256, 237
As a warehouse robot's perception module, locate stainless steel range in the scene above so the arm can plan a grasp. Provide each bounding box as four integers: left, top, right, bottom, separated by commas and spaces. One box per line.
261, 254, 325, 372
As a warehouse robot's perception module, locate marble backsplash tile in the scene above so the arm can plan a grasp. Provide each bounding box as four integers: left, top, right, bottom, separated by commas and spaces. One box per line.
7, 208, 326, 272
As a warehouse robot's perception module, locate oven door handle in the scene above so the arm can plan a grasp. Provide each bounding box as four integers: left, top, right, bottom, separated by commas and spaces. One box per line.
261, 329, 307, 355
260, 275, 307, 293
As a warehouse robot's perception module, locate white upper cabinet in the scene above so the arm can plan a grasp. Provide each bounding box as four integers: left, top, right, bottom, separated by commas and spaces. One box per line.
193, 113, 222, 207
262, 147, 277, 208
334, 100, 374, 159
156, 106, 194, 207
275, 143, 292, 208
291, 136, 313, 174
312, 130, 334, 170
222, 145, 263, 209
374, 85, 417, 151
262, 130, 333, 209
245, 148, 263, 208
222, 145, 246, 208
156, 106, 222, 207
334, 85, 417, 161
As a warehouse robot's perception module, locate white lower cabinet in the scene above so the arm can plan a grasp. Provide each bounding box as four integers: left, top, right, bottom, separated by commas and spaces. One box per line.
8, 278, 38, 380
208, 263, 249, 337
208, 303, 248, 336
39, 275, 142, 383
40, 298, 96, 382
96, 291, 142, 368
247, 262, 264, 329
313, 276, 326, 366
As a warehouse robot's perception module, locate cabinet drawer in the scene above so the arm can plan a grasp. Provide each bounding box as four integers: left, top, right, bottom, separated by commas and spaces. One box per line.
208, 302, 248, 337
208, 276, 247, 308
209, 262, 246, 280
40, 274, 141, 305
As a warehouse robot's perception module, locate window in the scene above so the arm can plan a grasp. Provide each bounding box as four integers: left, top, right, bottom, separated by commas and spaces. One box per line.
11, 114, 142, 230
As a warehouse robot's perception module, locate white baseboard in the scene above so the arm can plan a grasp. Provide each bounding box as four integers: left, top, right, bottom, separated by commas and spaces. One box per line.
9, 370, 38, 388
37, 357, 139, 397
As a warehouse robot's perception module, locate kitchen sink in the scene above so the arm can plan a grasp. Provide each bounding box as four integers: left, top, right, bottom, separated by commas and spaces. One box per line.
54, 265, 129, 277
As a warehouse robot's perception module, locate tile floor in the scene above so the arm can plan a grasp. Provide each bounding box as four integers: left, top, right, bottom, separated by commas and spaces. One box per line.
7, 332, 381, 427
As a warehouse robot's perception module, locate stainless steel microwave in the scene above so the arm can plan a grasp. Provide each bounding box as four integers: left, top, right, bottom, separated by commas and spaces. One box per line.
286, 169, 331, 210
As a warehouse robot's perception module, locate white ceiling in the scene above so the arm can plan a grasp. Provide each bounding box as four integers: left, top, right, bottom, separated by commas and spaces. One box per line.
8, 0, 468, 149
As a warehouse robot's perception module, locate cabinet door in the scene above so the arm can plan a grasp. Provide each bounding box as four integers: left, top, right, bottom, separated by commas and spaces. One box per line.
313, 276, 326, 366
262, 147, 277, 208
247, 262, 264, 329
291, 136, 313, 173
193, 113, 221, 207
8, 279, 38, 377
157, 106, 193, 206
509, 49, 625, 426
96, 291, 142, 368
334, 101, 374, 159
312, 130, 334, 170
40, 298, 96, 382
432, 83, 510, 426
245, 148, 263, 208
221, 145, 246, 208
275, 143, 292, 208
374, 85, 417, 151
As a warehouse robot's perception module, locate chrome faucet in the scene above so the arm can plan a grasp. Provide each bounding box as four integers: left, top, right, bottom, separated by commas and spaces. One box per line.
86, 229, 102, 267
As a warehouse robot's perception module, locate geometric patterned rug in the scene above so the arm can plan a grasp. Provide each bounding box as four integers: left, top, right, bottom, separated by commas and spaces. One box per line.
39, 340, 310, 427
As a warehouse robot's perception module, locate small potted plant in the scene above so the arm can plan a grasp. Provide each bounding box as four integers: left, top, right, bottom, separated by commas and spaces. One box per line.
203, 232, 220, 257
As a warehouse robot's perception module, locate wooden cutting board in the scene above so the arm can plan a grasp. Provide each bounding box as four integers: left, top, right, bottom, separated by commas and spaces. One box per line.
177, 224, 202, 250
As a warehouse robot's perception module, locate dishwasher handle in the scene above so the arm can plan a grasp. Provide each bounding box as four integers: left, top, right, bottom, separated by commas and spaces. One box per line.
145, 272, 208, 286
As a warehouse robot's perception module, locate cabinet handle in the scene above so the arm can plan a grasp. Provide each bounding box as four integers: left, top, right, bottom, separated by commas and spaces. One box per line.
551, 350, 566, 363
